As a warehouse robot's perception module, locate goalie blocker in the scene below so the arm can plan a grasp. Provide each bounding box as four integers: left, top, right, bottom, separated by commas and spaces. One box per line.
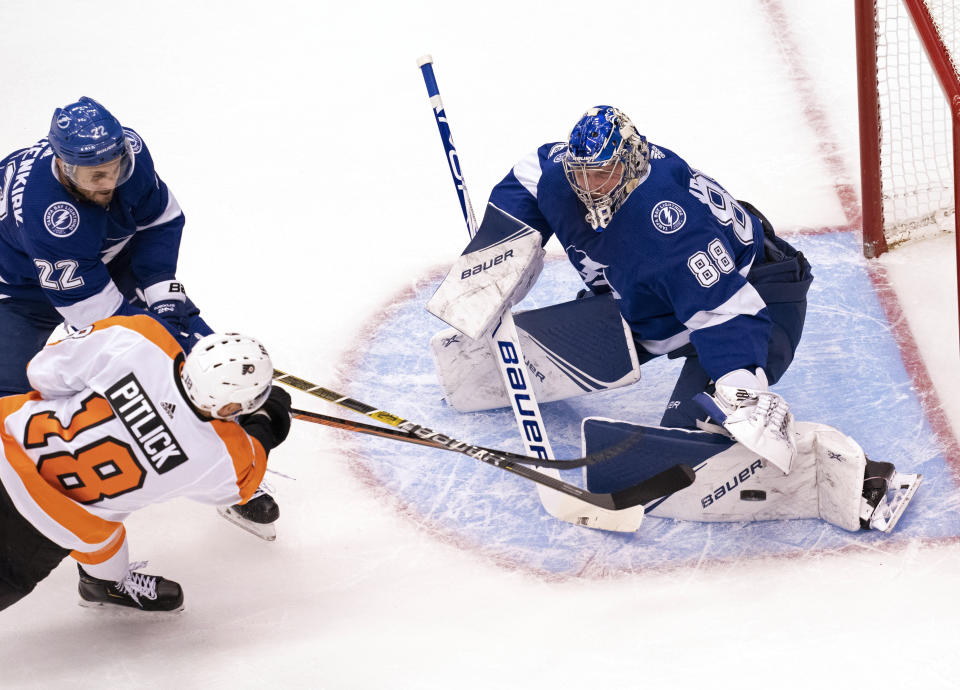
426, 207, 546, 341
581, 418, 921, 533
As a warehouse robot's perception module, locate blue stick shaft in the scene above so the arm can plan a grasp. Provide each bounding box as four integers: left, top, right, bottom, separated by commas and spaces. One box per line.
417, 56, 477, 238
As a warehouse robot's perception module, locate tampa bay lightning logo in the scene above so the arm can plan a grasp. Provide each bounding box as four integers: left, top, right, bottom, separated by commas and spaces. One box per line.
548, 142, 567, 162
124, 128, 143, 154
43, 202, 80, 237
565, 245, 621, 298
651, 200, 686, 234
567, 246, 608, 287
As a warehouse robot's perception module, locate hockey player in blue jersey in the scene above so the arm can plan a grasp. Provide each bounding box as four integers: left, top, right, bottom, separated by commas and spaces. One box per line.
0, 97, 209, 383
0, 97, 278, 537
455, 105, 813, 470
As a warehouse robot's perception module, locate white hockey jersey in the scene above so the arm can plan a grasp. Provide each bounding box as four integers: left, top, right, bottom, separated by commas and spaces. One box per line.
0, 315, 268, 580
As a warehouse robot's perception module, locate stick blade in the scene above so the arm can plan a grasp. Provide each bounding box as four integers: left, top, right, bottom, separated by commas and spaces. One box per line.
610, 464, 696, 509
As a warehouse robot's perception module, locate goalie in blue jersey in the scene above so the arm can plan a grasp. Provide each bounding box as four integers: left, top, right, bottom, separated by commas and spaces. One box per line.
429, 105, 922, 532
467, 105, 812, 470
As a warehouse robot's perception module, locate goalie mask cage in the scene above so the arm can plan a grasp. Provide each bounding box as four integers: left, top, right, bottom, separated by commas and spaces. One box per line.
856, 0, 960, 264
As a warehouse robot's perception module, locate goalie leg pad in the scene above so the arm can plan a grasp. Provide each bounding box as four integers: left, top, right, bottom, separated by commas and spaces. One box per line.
812, 426, 868, 531
583, 419, 897, 531
431, 295, 641, 412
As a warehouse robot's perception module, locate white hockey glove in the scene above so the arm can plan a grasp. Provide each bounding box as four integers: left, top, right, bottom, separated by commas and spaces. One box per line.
696, 368, 797, 473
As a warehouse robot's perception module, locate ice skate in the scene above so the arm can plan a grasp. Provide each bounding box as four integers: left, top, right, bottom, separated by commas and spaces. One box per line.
217, 487, 279, 541
859, 459, 922, 532
78, 562, 184, 613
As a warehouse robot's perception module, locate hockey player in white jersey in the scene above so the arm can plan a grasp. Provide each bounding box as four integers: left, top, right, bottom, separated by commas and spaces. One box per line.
0, 315, 292, 612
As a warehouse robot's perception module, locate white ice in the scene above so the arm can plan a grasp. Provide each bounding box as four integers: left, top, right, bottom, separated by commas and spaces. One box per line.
2, 1, 960, 688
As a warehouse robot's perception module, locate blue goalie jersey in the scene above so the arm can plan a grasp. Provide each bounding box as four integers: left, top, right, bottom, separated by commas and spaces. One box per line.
0, 129, 184, 328
469, 142, 772, 381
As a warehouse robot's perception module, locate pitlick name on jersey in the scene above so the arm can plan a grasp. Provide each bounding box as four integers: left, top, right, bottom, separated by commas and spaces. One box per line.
105, 373, 188, 474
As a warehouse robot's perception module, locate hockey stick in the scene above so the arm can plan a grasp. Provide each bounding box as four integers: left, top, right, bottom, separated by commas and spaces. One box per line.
416, 59, 552, 459
289, 405, 641, 469
278, 369, 621, 468
418, 57, 652, 530
286, 404, 693, 512
417, 55, 477, 238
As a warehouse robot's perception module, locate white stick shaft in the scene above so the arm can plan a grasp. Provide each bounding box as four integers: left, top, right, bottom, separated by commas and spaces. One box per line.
488, 312, 644, 531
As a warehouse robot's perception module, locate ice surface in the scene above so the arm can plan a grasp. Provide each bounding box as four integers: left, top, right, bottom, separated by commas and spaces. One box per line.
1, 1, 959, 689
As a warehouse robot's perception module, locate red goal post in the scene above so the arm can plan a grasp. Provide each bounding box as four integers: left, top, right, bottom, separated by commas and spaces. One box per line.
856, 0, 960, 263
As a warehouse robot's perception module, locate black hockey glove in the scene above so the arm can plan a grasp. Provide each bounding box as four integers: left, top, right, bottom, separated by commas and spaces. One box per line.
146, 280, 192, 333
239, 385, 292, 452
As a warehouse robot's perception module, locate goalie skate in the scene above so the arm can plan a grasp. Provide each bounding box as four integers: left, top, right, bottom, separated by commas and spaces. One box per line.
860, 472, 922, 533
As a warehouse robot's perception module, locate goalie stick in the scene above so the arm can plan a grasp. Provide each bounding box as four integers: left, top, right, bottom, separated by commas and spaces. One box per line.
274, 372, 695, 513
417, 54, 477, 238
417, 57, 641, 529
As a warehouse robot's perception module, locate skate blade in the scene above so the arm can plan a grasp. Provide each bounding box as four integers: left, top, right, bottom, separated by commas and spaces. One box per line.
78, 599, 185, 614
216, 505, 277, 541
871, 473, 922, 533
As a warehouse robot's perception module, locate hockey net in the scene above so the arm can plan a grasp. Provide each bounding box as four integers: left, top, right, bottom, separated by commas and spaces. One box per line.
856, 0, 960, 257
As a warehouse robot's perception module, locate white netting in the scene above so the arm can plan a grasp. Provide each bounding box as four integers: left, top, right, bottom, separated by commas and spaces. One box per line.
876, 0, 959, 247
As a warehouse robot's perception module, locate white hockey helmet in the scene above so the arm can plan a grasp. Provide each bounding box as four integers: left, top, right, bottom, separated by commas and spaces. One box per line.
180, 333, 273, 420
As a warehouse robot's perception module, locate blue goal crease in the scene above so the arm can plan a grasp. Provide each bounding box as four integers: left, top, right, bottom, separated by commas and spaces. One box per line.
343, 230, 957, 576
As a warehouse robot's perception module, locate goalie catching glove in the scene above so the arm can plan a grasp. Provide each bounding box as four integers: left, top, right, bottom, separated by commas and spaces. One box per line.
695, 368, 797, 473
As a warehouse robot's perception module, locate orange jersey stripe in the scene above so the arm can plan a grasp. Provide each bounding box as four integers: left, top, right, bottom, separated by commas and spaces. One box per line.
47, 314, 183, 361
91, 314, 183, 360
23, 393, 114, 448
0, 393, 123, 547
212, 420, 268, 504
71, 525, 126, 565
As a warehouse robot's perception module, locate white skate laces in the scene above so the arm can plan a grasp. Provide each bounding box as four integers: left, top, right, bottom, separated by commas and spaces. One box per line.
706, 369, 797, 473
116, 561, 159, 605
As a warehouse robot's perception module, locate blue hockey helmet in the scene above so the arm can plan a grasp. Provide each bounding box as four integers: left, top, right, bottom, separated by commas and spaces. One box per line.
48, 97, 134, 193
562, 106, 649, 230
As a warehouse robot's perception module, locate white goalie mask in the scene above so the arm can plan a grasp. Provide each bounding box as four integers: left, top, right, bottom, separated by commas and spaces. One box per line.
180, 333, 274, 420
